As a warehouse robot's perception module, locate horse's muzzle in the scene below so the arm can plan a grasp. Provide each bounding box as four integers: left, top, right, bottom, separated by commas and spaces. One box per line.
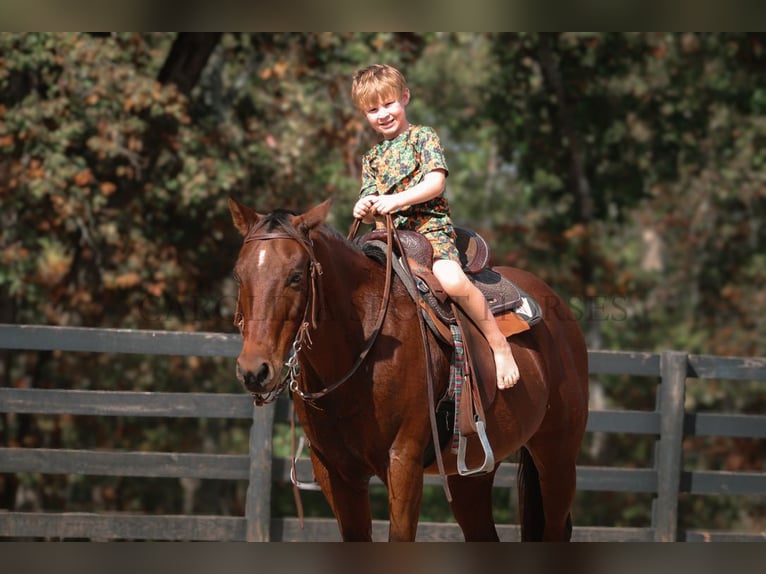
236, 358, 274, 394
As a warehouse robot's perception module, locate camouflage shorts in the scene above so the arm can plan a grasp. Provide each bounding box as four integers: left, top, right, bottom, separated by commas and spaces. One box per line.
421, 227, 460, 263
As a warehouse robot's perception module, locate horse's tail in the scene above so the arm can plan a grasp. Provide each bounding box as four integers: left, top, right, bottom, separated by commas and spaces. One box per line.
517, 446, 545, 541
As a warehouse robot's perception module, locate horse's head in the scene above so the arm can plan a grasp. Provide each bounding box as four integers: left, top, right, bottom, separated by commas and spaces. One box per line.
228, 197, 332, 403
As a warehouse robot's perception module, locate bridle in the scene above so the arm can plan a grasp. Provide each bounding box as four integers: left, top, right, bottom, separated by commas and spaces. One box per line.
237, 213, 451, 503
236, 215, 395, 405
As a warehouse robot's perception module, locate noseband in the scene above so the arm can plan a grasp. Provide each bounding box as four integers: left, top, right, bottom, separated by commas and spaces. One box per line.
238, 216, 395, 405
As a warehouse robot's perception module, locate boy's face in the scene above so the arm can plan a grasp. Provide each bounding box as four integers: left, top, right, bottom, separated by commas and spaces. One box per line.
361, 88, 410, 140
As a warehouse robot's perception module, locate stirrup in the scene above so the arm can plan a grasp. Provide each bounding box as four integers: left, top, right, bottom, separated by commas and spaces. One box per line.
456, 418, 495, 476
290, 435, 322, 491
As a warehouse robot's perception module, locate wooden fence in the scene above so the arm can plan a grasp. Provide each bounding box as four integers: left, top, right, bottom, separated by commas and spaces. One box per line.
0, 323, 765, 541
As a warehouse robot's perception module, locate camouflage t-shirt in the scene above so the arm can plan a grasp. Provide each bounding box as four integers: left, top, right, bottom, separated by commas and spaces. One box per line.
359, 125, 453, 234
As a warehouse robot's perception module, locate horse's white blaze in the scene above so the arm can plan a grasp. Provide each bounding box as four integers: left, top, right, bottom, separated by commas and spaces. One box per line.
256, 248, 268, 269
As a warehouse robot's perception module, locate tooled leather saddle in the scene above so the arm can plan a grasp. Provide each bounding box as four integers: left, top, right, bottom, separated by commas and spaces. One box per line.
358, 227, 541, 340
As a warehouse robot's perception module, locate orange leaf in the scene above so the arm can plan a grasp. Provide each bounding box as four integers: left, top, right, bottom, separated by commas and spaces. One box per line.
100, 182, 117, 196
146, 281, 165, 297
115, 272, 140, 289
74, 169, 93, 187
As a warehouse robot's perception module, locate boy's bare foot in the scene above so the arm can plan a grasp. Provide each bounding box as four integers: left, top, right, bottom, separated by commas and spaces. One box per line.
493, 342, 520, 390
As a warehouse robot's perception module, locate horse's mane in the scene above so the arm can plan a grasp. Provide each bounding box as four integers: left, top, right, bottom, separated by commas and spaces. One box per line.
312, 221, 389, 267
246, 208, 326, 239
253, 209, 374, 262
261, 210, 363, 247
315, 223, 370, 256
260, 209, 296, 232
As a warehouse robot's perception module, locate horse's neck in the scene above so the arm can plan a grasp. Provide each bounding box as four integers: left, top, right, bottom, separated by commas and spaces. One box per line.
304, 230, 387, 362
314, 230, 385, 312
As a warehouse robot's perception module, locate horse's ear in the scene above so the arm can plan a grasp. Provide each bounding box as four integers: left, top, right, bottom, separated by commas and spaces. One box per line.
228, 196, 262, 236
293, 199, 332, 231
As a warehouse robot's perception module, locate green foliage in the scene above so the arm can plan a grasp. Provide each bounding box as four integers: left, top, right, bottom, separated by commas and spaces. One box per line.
487, 33, 766, 355
486, 32, 766, 534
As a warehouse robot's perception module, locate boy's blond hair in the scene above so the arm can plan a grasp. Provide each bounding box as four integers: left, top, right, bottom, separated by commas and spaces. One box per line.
351, 64, 408, 111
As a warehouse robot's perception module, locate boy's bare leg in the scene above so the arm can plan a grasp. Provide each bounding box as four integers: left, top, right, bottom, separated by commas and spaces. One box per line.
458, 284, 520, 390
433, 260, 520, 389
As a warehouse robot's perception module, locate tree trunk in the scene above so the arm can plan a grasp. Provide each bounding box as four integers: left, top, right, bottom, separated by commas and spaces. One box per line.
158, 33, 222, 95
537, 33, 601, 349
132, 33, 223, 188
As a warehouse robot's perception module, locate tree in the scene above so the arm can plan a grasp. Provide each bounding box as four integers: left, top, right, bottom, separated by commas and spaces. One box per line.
487, 32, 766, 355
486, 32, 766, 530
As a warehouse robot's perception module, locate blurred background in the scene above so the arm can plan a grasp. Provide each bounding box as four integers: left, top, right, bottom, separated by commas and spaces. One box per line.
1, 32, 764, 534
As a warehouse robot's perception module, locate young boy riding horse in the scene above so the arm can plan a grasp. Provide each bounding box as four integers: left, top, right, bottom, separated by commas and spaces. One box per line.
350, 64, 519, 390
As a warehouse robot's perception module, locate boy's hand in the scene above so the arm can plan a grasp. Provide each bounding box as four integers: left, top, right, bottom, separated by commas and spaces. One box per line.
370, 194, 402, 215
353, 196, 376, 222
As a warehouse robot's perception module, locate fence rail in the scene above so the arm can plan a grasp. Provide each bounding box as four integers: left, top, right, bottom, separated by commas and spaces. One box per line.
1, 323, 765, 542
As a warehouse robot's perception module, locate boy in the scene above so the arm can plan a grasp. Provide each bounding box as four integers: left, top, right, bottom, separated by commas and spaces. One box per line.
351, 64, 519, 390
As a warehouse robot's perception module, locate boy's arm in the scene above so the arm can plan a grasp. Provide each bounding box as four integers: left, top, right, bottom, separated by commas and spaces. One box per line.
354, 152, 380, 222
370, 169, 446, 215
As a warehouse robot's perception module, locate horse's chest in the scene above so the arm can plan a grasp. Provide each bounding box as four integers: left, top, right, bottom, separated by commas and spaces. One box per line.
304, 411, 386, 470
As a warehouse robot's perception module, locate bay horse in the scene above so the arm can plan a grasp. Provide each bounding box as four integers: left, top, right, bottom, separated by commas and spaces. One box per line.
229, 197, 589, 541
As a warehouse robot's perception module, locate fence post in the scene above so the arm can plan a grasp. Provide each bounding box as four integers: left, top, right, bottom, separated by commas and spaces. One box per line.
653, 350, 687, 542
244, 401, 276, 541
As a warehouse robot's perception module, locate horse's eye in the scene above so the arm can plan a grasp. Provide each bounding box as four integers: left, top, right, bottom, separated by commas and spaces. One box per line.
287, 271, 303, 288
232, 271, 241, 285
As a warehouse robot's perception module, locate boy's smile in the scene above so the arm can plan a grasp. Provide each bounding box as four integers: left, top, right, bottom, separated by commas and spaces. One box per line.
364, 89, 411, 140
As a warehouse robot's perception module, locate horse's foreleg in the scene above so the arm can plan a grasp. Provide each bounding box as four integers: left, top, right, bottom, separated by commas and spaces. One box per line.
385, 445, 425, 542
310, 452, 373, 541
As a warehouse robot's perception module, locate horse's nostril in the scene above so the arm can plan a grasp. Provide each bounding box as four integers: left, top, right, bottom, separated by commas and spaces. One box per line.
240, 362, 271, 392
